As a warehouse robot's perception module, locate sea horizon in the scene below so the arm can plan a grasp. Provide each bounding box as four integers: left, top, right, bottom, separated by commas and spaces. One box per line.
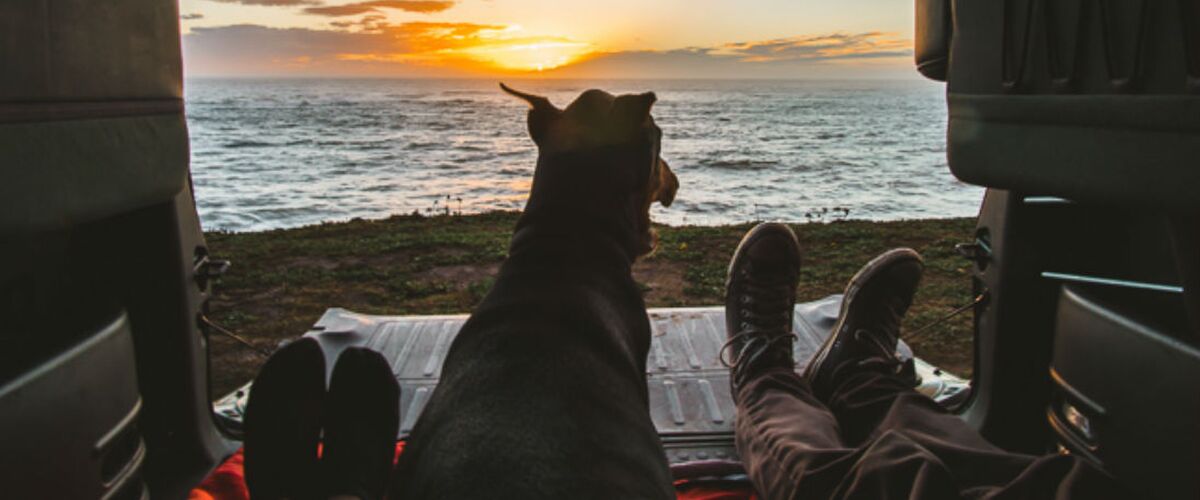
184, 75, 933, 81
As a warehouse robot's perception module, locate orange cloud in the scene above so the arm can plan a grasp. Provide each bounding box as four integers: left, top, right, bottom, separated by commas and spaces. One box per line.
543, 32, 913, 78
329, 13, 388, 30
303, 0, 454, 16
333, 22, 591, 71
714, 32, 910, 62
183, 22, 593, 75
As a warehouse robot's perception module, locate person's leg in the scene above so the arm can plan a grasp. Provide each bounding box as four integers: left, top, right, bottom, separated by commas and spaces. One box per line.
322, 348, 401, 500
817, 355, 1127, 499
243, 338, 327, 500
734, 368, 857, 499
723, 231, 1122, 499
805, 249, 1127, 499
724, 223, 859, 499
803, 247, 959, 448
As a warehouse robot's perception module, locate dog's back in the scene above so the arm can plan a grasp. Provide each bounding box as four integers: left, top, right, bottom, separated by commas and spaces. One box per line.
388, 86, 678, 499
390, 245, 672, 498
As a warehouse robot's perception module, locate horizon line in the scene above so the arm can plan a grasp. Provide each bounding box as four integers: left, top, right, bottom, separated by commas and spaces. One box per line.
183, 74, 932, 82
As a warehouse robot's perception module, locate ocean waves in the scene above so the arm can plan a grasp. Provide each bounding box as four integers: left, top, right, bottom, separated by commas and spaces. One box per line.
186, 78, 982, 232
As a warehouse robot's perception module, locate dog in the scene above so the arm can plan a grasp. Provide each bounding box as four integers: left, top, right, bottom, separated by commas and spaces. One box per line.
387, 84, 679, 499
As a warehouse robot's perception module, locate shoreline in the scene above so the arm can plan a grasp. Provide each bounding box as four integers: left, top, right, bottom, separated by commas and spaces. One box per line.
205, 211, 976, 396
200, 212, 962, 235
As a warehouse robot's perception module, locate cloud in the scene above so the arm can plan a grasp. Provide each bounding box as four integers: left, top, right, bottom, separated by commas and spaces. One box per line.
303, 0, 454, 16
181, 13, 204, 20
183, 24, 379, 74
182, 22, 550, 76
545, 32, 914, 79
714, 32, 911, 62
329, 13, 388, 30
209, 0, 321, 6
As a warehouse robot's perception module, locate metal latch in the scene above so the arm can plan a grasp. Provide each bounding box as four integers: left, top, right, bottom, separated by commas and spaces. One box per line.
193, 254, 231, 290
955, 235, 992, 269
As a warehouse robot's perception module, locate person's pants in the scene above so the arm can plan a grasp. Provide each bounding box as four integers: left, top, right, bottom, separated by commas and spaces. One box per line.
734, 366, 1126, 499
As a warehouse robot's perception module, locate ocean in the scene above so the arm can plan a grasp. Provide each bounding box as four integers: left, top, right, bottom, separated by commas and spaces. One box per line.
185, 78, 982, 232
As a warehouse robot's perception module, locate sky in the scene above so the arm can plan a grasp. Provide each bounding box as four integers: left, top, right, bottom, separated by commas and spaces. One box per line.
179, 0, 921, 79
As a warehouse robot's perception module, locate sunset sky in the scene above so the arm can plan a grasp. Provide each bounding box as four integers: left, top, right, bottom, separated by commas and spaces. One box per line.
180, 0, 920, 79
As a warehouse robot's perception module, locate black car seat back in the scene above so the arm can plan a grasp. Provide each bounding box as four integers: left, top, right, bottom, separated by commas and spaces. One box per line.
917, 1, 1200, 499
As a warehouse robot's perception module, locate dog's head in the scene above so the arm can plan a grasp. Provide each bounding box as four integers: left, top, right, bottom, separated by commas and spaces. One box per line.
502, 83, 679, 259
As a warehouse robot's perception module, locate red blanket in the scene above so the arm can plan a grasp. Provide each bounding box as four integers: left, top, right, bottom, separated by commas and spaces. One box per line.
189, 443, 756, 500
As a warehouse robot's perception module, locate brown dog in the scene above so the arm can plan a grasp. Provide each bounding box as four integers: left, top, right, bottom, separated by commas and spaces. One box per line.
387, 86, 678, 499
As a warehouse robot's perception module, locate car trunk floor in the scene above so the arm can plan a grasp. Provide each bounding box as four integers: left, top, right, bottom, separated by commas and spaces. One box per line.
215, 295, 968, 464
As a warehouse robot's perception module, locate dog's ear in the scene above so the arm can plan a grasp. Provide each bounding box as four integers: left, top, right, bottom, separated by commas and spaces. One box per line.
500, 83, 560, 146
612, 92, 657, 129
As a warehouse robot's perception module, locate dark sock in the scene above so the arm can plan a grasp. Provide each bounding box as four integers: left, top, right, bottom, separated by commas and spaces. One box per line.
322, 347, 401, 500
244, 338, 326, 500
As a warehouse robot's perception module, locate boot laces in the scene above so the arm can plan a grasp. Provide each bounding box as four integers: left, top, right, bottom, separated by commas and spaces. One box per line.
719, 330, 796, 369
738, 264, 794, 325
720, 264, 796, 369
851, 328, 909, 376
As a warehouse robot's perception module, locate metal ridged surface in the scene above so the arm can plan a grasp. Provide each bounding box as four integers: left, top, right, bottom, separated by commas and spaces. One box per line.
215, 295, 969, 464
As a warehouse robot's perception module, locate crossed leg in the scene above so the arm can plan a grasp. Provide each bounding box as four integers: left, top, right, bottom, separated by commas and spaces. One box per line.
736, 365, 1125, 499
725, 222, 1126, 499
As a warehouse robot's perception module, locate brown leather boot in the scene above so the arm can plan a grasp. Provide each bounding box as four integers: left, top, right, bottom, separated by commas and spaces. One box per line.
721, 223, 802, 392
803, 248, 924, 398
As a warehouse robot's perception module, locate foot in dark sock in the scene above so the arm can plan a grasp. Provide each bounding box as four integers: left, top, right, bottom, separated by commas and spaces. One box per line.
721, 222, 802, 392
244, 338, 326, 500
322, 348, 401, 500
803, 248, 924, 398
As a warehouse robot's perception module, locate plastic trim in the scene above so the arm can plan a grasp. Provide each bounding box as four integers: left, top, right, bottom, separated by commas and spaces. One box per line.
1041, 271, 1184, 294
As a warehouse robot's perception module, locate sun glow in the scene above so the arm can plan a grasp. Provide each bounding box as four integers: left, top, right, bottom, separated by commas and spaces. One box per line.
323, 22, 594, 74
457, 39, 593, 72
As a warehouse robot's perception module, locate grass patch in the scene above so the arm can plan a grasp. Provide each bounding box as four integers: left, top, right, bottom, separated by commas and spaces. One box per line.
205, 212, 977, 396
